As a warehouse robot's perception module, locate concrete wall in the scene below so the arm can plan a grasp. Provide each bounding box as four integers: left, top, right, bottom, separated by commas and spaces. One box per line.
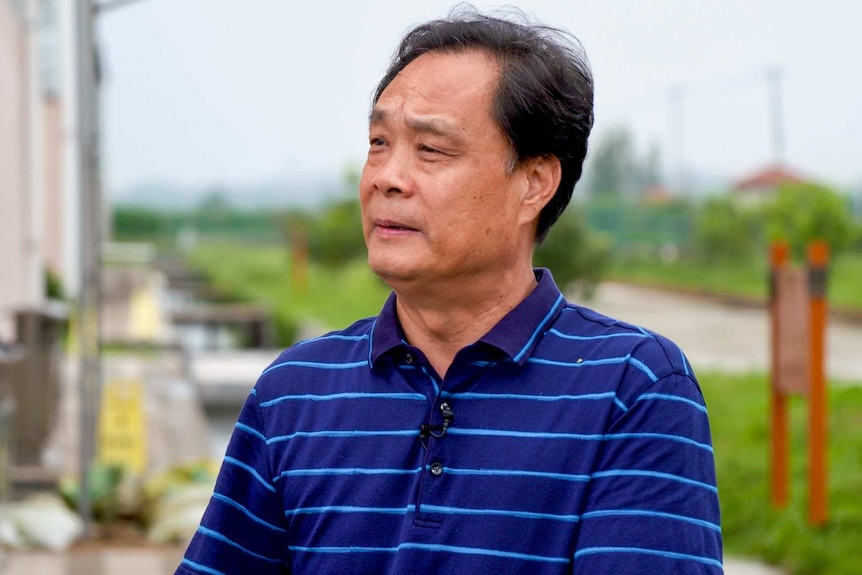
43, 95, 64, 281
0, 0, 73, 341
0, 0, 36, 341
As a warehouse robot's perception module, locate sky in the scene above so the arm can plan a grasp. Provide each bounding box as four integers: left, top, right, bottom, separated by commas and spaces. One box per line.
98, 0, 862, 199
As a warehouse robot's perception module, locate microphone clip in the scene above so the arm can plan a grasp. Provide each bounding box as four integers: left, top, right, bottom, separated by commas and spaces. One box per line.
419, 402, 454, 449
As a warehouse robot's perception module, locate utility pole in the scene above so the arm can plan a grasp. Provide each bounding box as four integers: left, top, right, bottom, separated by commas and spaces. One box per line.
75, 0, 100, 537
75, 0, 152, 536
668, 86, 685, 193
766, 66, 785, 166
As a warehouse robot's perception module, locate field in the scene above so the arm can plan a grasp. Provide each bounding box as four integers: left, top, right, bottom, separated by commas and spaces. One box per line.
703, 372, 862, 575
610, 253, 862, 313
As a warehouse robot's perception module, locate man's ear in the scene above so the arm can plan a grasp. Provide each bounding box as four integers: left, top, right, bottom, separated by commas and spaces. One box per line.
519, 155, 561, 226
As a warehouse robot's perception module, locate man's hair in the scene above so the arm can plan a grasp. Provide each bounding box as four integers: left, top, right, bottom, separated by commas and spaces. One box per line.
373, 6, 594, 242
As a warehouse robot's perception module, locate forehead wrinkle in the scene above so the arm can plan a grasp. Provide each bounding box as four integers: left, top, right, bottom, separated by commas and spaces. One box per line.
369, 107, 465, 142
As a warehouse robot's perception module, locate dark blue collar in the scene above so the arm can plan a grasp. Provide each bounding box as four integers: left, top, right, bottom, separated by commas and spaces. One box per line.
369, 269, 566, 368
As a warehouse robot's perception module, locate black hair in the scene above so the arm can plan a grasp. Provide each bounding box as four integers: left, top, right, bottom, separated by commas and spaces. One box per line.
373, 5, 594, 242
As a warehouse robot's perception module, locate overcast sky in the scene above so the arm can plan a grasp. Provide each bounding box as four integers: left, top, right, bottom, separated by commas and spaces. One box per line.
99, 0, 862, 197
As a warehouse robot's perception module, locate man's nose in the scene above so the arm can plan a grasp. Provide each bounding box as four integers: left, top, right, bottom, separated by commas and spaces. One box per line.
371, 146, 414, 196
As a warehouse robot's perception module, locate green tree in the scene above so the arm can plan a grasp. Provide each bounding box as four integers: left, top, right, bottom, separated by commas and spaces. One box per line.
762, 183, 856, 257
534, 209, 612, 299
694, 196, 760, 263
306, 198, 366, 268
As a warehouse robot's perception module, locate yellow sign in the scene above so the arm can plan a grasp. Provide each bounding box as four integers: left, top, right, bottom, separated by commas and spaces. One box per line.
98, 377, 148, 474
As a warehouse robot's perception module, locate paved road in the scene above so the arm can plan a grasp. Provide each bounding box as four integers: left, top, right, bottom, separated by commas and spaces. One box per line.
585, 282, 862, 383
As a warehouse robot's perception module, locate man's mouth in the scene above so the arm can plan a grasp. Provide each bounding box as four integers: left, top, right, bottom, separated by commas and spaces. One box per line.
377, 220, 417, 232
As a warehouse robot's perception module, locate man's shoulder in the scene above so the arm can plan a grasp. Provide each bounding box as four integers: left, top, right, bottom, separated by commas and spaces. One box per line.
254, 316, 377, 388
550, 303, 692, 381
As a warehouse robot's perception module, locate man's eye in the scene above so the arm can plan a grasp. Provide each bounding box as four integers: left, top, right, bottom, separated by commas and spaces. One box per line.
418, 144, 440, 154
369, 137, 387, 147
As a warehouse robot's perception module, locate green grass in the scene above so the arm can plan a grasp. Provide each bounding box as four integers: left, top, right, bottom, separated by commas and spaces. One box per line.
187, 243, 390, 344
610, 252, 862, 311
702, 372, 862, 575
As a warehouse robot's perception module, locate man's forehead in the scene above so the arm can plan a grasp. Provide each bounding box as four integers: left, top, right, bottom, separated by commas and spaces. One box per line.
368, 107, 462, 137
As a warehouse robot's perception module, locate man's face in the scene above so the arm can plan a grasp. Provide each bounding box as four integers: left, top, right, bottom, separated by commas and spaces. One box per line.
360, 50, 533, 289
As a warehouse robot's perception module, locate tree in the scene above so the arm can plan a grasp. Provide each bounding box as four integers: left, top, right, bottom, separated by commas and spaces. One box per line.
762, 183, 856, 257
306, 198, 366, 268
585, 126, 662, 198
694, 196, 760, 263
534, 209, 612, 299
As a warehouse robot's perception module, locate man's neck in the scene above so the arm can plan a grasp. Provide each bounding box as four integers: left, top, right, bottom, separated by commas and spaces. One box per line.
394, 266, 538, 379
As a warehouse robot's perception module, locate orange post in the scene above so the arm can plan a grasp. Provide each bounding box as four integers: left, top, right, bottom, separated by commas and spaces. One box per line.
807, 240, 829, 526
769, 242, 790, 508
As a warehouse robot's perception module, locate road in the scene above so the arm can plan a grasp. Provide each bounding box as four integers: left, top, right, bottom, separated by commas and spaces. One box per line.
584, 282, 862, 383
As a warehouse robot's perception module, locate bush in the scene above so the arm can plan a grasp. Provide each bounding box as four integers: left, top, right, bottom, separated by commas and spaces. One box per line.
695, 196, 761, 263
534, 209, 612, 299
305, 198, 366, 268
762, 184, 857, 258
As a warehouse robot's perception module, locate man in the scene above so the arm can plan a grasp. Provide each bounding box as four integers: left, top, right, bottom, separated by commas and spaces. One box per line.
176, 8, 722, 575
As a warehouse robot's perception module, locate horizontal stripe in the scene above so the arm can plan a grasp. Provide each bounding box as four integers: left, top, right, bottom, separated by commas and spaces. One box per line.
274, 467, 421, 482
266, 429, 417, 444
283, 502, 578, 523
260, 391, 426, 408
181, 558, 227, 575
285, 505, 413, 516
235, 421, 266, 442
211, 492, 286, 532
441, 391, 618, 402
448, 428, 603, 440
261, 360, 367, 376
592, 469, 718, 492
580, 509, 721, 532
441, 466, 590, 482
603, 432, 713, 452
548, 328, 650, 341
422, 504, 579, 522
293, 542, 570, 563
635, 392, 707, 413
528, 354, 659, 382
197, 526, 282, 562
574, 546, 722, 569
224, 456, 276, 492
294, 333, 369, 346
447, 428, 712, 452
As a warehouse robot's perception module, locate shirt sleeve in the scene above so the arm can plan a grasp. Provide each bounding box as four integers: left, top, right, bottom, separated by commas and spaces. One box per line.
572, 371, 724, 574
175, 387, 291, 575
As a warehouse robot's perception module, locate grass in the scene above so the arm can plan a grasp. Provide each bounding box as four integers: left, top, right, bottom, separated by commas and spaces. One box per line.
610, 252, 862, 311
701, 372, 862, 575
186, 243, 390, 343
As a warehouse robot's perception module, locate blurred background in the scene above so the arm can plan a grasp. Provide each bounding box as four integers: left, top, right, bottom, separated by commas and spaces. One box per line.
1, 1, 860, 573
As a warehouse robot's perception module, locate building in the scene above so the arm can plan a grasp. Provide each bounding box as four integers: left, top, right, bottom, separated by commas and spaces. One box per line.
730, 163, 818, 204
0, 0, 80, 342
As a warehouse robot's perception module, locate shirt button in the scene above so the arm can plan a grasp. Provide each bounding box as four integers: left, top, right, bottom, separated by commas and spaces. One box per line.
404, 353, 414, 364
430, 462, 443, 476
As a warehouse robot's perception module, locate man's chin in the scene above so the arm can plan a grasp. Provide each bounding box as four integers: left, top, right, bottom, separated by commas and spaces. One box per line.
367, 258, 421, 288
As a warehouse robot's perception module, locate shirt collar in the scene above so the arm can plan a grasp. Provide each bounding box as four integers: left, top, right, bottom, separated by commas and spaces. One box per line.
369, 268, 566, 368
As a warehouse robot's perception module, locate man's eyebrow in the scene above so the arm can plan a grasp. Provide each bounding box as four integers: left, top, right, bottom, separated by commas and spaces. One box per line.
369, 108, 462, 140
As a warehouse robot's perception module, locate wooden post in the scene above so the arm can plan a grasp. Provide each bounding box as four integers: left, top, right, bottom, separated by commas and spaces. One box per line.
807, 240, 829, 526
769, 242, 790, 508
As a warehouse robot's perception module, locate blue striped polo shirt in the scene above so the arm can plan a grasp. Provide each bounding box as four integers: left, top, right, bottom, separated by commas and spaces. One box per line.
176, 269, 723, 575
